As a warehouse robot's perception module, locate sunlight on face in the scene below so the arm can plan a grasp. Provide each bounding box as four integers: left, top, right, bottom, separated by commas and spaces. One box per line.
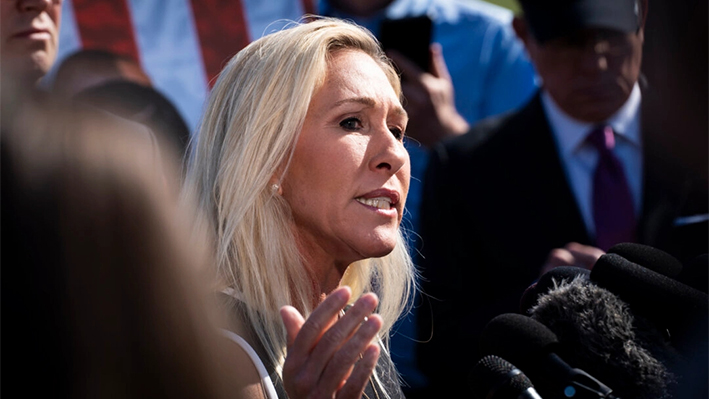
282, 49, 410, 271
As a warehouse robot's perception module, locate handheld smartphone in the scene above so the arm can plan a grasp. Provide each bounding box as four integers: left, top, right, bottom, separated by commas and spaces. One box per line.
379, 15, 433, 72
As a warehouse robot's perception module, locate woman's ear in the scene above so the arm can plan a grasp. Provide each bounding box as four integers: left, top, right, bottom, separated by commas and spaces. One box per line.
270, 182, 283, 196
270, 166, 285, 196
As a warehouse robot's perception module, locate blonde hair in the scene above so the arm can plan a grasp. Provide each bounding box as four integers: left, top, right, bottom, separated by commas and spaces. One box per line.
183, 17, 415, 382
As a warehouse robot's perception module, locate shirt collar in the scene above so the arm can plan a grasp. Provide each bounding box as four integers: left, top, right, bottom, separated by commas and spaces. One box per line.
542, 83, 642, 156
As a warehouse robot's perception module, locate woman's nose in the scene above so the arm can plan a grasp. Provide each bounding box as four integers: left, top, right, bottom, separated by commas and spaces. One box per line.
368, 126, 409, 176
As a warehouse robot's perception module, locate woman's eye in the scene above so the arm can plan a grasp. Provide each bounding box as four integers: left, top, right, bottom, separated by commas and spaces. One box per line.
390, 127, 404, 140
339, 117, 362, 131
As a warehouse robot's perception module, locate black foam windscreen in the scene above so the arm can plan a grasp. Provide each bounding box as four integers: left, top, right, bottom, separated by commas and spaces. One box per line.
469, 355, 535, 399
591, 253, 708, 332
480, 313, 620, 399
479, 313, 558, 372
607, 243, 683, 277
530, 277, 676, 399
519, 266, 590, 314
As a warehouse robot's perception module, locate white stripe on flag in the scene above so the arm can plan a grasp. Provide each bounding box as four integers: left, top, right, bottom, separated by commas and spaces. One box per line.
127, 0, 209, 133
242, 0, 306, 41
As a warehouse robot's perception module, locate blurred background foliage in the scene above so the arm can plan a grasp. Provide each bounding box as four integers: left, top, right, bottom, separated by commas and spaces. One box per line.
481, 0, 520, 13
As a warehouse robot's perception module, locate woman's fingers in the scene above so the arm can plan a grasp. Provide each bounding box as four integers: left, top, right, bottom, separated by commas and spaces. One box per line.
335, 344, 380, 399
288, 286, 351, 359
280, 305, 305, 347
282, 288, 384, 399
282, 287, 352, 398
299, 293, 380, 392
319, 313, 383, 395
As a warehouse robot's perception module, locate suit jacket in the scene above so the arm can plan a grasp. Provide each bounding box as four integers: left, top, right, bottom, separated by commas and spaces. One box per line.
416, 91, 708, 395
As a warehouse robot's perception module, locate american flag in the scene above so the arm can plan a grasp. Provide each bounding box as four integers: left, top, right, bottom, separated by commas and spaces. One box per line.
54, 0, 316, 132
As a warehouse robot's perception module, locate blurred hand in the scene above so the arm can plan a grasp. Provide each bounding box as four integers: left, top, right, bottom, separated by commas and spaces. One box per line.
280, 286, 382, 399
540, 242, 605, 276
388, 43, 469, 148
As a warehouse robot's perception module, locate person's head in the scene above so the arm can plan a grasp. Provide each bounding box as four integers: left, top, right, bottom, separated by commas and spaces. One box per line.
326, 0, 395, 17
1, 0, 62, 86
74, 81, 191, 163
514, 0, 647, 122
184, 17, 414, 373
53, 49, 152, 98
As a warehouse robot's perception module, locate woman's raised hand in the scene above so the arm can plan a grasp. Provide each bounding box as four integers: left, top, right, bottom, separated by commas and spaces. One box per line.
280, 286, 383, 399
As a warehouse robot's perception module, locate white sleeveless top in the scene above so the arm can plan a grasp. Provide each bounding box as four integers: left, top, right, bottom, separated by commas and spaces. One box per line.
221, 328, 279, 399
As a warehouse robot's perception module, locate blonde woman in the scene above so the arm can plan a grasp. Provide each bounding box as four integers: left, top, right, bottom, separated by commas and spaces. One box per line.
183, 18, 415, 399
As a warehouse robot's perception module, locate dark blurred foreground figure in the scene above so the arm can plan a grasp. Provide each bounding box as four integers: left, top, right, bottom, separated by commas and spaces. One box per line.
74, 81, 191, 163
53, 49, 190, 167
1, 100, 241, 399
418, 0, 708, 395
52, 48, 152, 98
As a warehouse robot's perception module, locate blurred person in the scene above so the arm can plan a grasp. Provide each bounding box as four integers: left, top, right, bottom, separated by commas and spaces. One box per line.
74, 81, 191, 166
1, 0, 62, 90
637, 0, 708, 266
52, 48, 152, 98
0, 0, 159, 154
53, 50, 189, 175
54, 0, 316, 132
419, 0, 707, 395
1, 99, 241, 399
183, 18, 415, 399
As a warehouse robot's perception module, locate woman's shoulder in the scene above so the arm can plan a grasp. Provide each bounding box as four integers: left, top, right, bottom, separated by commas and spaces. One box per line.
217, 293, 281, 399
217, 330, 271, 399
220, 327, 281, 399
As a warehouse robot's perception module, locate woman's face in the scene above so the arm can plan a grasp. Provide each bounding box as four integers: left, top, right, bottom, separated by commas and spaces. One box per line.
282, 49, 410, 271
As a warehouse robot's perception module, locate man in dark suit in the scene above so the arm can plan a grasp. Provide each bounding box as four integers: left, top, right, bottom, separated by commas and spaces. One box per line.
416, 0, 708, 395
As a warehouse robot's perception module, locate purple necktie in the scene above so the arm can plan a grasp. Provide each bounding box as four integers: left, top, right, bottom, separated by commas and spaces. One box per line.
588, 126, 637, 251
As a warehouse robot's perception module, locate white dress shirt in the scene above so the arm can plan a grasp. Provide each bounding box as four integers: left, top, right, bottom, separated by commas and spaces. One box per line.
542, 84, 643, 238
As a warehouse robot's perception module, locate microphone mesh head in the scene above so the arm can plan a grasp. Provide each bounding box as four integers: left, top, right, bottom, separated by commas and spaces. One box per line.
470, 355, 534, 399
520, 266, 590, 314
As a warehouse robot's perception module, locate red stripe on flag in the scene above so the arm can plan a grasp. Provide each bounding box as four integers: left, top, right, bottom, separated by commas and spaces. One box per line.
190, 0, 250, 88
72, 0, 141, 64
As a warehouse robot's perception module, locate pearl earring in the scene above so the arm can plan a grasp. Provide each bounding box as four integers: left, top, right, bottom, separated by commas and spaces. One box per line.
271, 184, 280, 193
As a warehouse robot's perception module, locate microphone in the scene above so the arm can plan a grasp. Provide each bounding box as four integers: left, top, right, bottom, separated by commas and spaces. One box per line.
607, 243, 683, 278
590, 253, 708, 345
470, 355, 543, 399
529, 277, 675, 399
519, 266, 589, 314
480, 313, 618, 399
